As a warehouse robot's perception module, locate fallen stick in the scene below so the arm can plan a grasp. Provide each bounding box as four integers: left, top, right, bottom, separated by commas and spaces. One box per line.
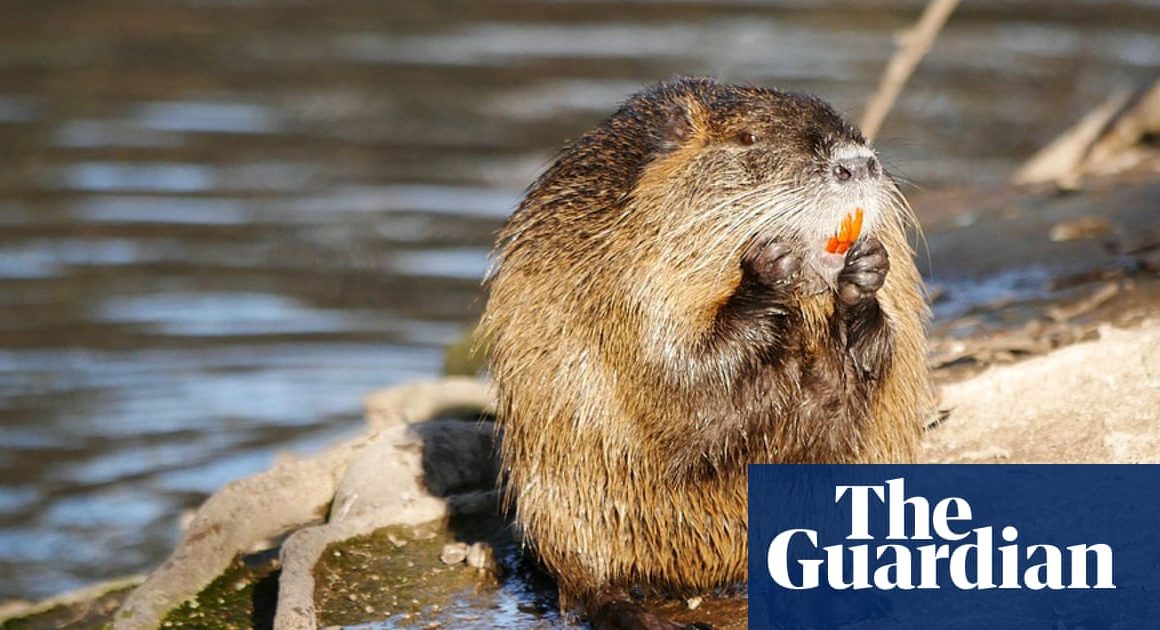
860, 0, 961, 142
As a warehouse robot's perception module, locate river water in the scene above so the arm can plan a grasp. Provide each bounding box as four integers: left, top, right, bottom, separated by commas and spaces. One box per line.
1, 0, 1158, 602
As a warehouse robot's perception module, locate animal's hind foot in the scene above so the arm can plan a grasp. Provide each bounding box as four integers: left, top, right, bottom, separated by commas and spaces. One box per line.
588, 587, 713, 630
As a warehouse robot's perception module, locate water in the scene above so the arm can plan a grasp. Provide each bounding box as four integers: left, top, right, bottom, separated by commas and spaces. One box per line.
2, 0, 1159, 601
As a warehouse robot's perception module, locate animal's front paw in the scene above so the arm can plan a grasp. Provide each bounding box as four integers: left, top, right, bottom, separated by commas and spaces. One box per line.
837, 236, 889, 306
742, 239, 801, 290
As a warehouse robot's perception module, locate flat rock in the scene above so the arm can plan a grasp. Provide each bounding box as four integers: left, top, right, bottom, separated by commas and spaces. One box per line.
924, 321, 1160, 463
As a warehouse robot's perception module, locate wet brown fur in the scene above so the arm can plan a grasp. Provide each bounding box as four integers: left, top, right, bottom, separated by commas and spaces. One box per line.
482, 77, 930, 612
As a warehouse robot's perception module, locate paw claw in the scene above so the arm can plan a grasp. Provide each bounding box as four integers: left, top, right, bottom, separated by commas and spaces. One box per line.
743, 240, 800, 288
838, 236, 889, 305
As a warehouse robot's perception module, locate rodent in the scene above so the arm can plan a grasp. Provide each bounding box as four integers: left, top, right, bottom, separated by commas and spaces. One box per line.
481, 76, 930, 627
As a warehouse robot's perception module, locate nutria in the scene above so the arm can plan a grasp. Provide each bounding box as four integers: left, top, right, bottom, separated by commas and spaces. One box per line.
481, 76, 930, 627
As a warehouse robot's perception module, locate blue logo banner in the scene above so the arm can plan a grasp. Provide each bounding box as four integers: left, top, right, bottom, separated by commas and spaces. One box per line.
748, 465, 1160, 629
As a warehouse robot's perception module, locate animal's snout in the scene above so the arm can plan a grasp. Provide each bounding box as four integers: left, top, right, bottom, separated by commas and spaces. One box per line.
831, 155, 879, 182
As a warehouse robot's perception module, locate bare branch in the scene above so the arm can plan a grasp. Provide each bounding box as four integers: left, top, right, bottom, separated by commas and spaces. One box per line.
860, 0, 960, 142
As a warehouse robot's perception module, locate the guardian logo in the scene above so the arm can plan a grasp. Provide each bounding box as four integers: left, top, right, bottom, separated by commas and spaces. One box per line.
766, 477, 1115, 591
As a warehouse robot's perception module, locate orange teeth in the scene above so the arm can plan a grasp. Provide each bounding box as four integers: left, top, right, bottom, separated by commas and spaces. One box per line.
825, 207, 863, 254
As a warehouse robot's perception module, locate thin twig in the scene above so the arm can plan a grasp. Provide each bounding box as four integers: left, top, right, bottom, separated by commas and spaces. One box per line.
860, 0, 960, 142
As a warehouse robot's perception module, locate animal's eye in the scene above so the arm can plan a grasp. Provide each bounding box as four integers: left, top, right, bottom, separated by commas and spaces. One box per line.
736, 131, 758, 146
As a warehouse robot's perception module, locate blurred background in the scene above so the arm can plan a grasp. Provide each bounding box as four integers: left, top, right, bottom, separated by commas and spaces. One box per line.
1, 0, 1158, 602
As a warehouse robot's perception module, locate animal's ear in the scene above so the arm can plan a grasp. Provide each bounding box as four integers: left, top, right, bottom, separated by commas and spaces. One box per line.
659, 102, 696, 150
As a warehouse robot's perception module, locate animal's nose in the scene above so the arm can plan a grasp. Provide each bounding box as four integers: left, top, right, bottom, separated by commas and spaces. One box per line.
832, 156, 879, 182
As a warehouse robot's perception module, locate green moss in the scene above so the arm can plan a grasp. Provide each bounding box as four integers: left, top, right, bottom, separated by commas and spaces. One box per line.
313, 516, 559, 628
1, 586, 133, 630
160, 551, 280, 630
